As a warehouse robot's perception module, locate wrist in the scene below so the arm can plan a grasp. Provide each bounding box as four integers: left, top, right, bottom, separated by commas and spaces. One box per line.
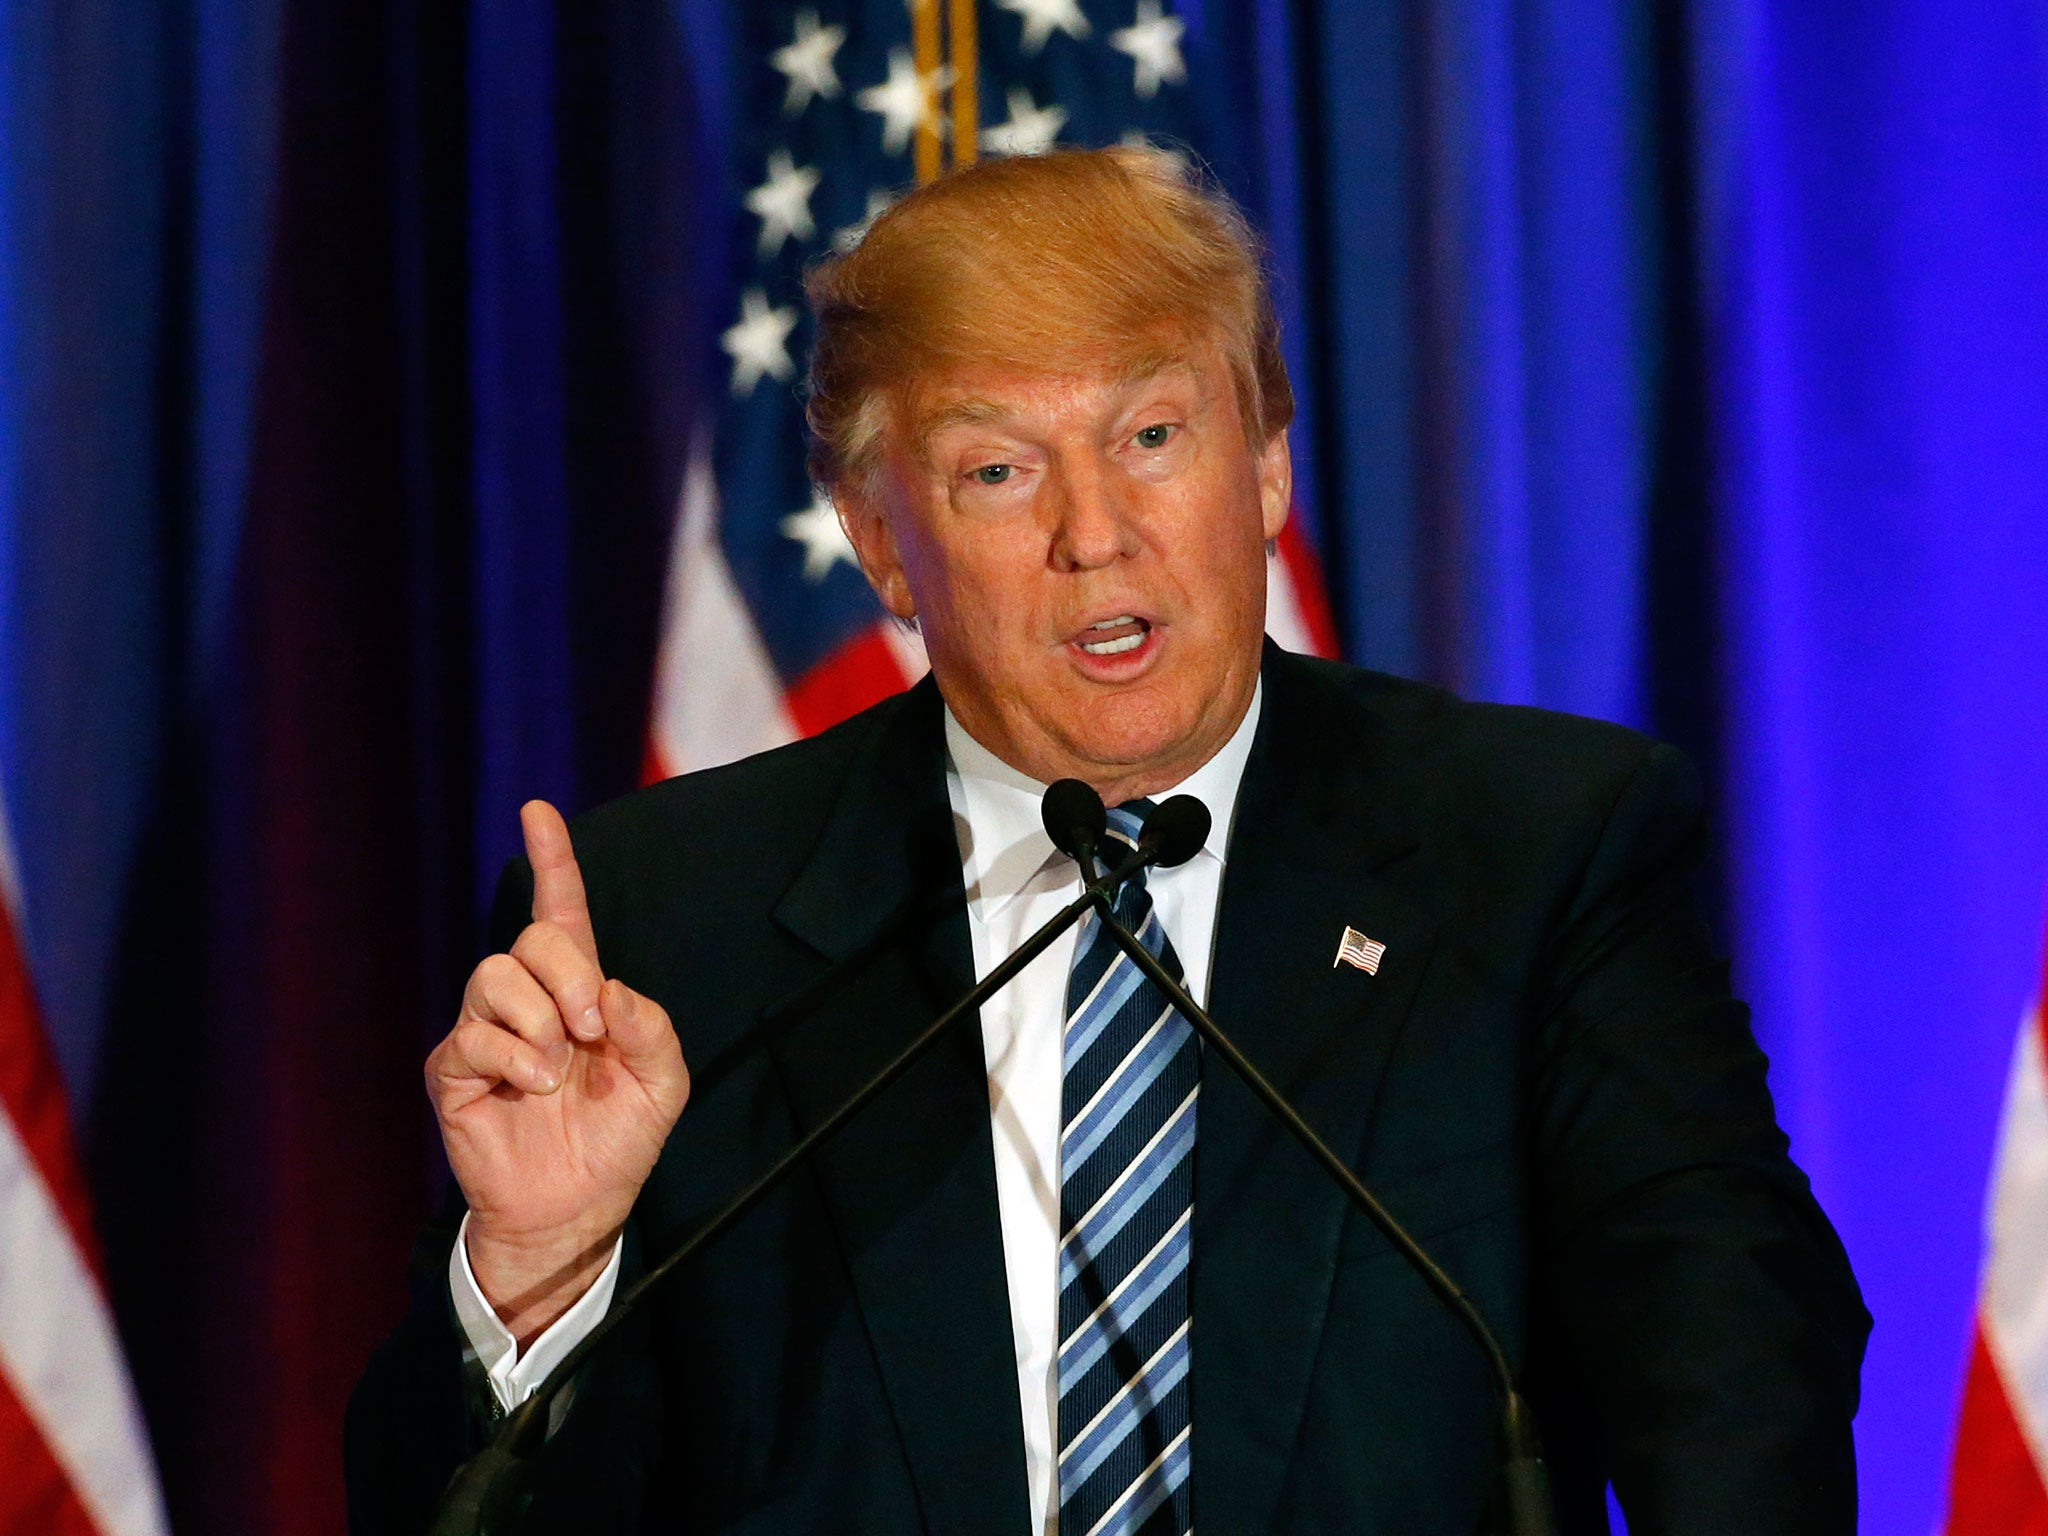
464, 1217, 623, 1349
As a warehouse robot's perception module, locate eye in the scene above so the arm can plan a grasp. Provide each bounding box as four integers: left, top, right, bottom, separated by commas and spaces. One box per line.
971, 463, 1013, 486
1133, 423, 1176, 449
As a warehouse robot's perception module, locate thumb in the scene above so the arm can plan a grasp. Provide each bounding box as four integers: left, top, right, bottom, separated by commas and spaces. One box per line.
600, 978, 690, 1106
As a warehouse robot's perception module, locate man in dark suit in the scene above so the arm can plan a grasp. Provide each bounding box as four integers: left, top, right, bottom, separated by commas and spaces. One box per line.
347, 146, 1868, 1534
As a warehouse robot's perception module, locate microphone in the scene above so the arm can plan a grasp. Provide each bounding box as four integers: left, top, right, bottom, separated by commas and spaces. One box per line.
1087, 794, 1559, 1536
1041, 778, 1107, 875
429, 781, 1191, 1535
1041, 779, 1209, 881
1137, 794, 1209, 869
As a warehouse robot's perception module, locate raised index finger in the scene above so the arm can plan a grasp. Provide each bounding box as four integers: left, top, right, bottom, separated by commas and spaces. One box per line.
520, 799, 599, 966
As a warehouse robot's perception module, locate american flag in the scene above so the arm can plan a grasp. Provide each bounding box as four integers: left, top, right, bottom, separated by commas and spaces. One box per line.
1945, 931, 2048, 1530
0, 800, 166, 1535
1332, 926, 1387, 976
645, 0, 1336, 779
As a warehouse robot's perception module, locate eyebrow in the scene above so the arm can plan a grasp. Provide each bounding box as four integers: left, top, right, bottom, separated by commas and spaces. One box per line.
910, 351, 1201, 450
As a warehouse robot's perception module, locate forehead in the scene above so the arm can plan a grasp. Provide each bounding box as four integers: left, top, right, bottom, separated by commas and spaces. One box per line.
902, 344, 1223, 448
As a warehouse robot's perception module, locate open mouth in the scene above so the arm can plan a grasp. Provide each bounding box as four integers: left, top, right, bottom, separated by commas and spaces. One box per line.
1075, 614, 1152, 656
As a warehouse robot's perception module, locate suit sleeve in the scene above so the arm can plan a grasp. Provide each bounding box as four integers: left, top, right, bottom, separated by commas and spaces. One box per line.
343, 858, 670, 1535
1524, 742, 1870, 1534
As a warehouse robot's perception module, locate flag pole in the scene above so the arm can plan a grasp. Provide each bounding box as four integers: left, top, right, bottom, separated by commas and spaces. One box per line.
949, 0, 978, 167
911, 0, 943, 183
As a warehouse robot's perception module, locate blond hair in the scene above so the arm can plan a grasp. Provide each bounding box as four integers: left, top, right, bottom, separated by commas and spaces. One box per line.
804, 144, 1293, 492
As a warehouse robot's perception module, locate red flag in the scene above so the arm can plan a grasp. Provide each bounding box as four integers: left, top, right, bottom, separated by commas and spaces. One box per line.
0, 810, 167, 1536
1945, 929, 2048, 1533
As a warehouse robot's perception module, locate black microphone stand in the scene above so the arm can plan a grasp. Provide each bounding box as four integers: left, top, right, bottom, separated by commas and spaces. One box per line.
425, 850, 1149, 1536
1079, 873, 1559, 1536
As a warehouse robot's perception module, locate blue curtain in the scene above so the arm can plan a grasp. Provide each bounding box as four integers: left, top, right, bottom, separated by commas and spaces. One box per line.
1695, 2, 2048, 1525
0, 2, 2042, 1531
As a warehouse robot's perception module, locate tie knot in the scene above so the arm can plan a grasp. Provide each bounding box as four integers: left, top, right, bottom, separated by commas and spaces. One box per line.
1101, 799, 1157, 869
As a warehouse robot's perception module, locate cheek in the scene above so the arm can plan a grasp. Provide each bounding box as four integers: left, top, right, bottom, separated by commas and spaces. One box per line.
905, 521, 1045, 647
1167, 487, 1267, 607
891, 510, 971, 608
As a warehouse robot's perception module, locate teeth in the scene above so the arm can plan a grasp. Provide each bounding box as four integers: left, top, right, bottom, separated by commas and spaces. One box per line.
1076, 614, 1149, 657
1080, 632, 1146, 656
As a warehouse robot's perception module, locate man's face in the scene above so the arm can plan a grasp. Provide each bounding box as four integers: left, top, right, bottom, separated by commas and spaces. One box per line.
840, 335, 1290, 801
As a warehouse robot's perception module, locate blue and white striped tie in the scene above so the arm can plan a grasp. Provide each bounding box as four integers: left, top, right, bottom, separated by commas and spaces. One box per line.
1057, 800, 1197, 1536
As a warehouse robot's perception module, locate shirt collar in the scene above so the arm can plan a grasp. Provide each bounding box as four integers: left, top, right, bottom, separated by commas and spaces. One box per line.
944, 677, 1263, 921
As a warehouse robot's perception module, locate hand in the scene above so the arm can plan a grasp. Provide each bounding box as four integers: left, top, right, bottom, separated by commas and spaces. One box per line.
426, 800, 691, 1343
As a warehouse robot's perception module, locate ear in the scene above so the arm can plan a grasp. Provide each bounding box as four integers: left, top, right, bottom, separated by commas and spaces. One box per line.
835, 476, 918, 621
1256, 428, 1292, 541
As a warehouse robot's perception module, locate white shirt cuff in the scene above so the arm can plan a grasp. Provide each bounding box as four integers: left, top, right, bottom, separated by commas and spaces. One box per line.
448, 1211, 624, 1414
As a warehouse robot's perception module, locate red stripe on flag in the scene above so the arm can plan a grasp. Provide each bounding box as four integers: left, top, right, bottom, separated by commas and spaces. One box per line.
1946, 1323, 2048, 1534
0, 898, 102, 1279
0, 1367, 102, 1536
1275, 518, 1340, 659
786, 625, 916, 738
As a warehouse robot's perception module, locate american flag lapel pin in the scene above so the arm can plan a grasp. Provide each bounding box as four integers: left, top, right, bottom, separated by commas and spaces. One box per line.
1334, 926, 1388, 974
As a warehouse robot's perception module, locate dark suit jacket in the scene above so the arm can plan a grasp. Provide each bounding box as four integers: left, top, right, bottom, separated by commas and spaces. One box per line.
346, 647, 1869, 1535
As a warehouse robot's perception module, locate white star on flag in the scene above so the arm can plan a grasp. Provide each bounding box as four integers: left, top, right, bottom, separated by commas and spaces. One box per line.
782, 492, 860, 581
721, 287, 798, 396
983, 86, 1068, 157
1111, 0, 1187, 100
771, 8, 846, 115
858, 47, 953, 156
833, 188, 897, 253
993, 0, 1092, 55
745, 149, 822, 257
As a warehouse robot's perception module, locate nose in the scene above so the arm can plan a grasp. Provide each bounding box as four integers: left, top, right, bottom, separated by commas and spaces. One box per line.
1048, 453, 1138, 572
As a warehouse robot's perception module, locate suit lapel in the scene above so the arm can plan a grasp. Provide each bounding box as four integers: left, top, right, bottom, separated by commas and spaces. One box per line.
1192, 649, 1441, 1536
769, 680, 1032, 1536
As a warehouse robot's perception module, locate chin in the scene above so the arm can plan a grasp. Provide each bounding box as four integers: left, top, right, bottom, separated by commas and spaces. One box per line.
1059, 707, 1201, 779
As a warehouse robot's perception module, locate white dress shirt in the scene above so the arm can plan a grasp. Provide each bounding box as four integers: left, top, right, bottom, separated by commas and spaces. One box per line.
451, 684, 1262, 1535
